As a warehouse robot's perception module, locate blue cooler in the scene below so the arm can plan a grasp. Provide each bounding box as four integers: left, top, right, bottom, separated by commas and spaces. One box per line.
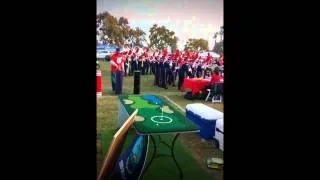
186, 103, 223, 140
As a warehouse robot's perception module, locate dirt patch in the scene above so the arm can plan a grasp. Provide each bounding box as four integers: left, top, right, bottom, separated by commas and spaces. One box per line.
179, 133, 224, 179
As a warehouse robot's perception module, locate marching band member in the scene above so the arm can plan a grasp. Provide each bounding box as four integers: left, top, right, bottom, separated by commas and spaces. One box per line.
159, 55, 165, 88
177, 57, 188, 90
151, 51, 156, 75
167, 54, 176, 87
127, 49, 132, 76
130, 54, 138, 75
140, 55, 145, 75
162, 55, 170, 89
219, 52, 224, 66
196, 59, 203, 78
154, 55, 162, 86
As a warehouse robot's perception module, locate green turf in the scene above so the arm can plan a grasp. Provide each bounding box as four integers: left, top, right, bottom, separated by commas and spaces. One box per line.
142, 134, 213, 180
119, 95, 199, 134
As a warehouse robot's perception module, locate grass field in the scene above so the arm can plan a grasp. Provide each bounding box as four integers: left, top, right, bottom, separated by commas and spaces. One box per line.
97, 60, 223, 179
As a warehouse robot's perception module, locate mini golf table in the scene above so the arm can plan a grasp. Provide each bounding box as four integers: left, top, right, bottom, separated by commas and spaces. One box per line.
118, 95, 200, 179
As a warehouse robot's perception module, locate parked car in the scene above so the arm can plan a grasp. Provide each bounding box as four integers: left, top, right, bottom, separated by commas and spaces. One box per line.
97, 49, 114, 61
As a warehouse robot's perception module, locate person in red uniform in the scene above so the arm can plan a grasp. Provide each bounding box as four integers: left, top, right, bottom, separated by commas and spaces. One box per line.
206, 52, 212, 65
110, 48, 124, 94
203, 69, 223, 97
210, 69, 223, 84
208, 69, 223, 99
219, 52, 224, 66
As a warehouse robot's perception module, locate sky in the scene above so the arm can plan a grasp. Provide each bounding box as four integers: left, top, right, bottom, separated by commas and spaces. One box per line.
97, 0, 223, 50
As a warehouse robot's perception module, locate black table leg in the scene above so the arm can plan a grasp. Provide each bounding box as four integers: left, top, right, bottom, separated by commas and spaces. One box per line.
171, 133, 183, 180
142, 133, 183, 180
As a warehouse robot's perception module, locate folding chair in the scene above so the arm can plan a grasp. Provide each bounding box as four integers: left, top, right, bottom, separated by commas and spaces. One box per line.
205, 83, 223, 103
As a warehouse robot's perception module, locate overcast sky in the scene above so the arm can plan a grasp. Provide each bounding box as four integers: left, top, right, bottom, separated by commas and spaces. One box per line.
97, 0, 223, 50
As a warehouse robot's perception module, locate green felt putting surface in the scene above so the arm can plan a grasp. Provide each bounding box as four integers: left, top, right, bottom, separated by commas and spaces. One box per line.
119, 95, 199, 134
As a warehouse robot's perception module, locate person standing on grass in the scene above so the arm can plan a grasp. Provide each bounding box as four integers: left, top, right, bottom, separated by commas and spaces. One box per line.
141, 55, 145, 75
130, 55, 136, 76
219, 52, 224, 66
110, 48, 124, 94
143, 48, 150, 75
153, 56, 158, 85
170, 56, 177, 87
163, 57, 171, 89
177, 58, 188, 90
123, 52, 129, 76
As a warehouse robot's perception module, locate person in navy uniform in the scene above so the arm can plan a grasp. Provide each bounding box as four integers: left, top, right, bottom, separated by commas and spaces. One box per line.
178, 58, 189, 90
140, 56, 145, 75
150, 52, 156, 75
171, 57, 177, 87
159, 56, 165, 88
196, 60, 203, 78
162, 56, 170, 89
155, 57, 162, 87
124, 55, 129, 76
151, 56, 156, 75
137, 55, 142, 72
130, 55, 137, 76
144, 57, 150, 75
153, 56, 160, 86
187, 60, 194, 78
166, 55, 175, 87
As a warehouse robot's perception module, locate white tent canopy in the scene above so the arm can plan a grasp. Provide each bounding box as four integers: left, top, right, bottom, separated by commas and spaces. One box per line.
199, 51, 220, 58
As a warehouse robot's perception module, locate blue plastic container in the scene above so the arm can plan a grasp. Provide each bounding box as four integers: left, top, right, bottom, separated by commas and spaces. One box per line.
186, 110, 216, 140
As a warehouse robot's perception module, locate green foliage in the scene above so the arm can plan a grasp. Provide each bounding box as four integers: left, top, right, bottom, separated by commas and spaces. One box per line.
128, 27, 146, 48
213, 41, 223, 54
212, 26, 223, 53
97, 11, 147, 47
184, 38, 209, 52
149, 24, 178, 50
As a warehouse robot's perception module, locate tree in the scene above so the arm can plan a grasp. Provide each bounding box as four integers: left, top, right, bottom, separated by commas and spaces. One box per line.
213, 32, 218, 44
170, 36, 179, 53
97, 11, 148, 48
149, 24, 178, 51
184, 38, 209, 52
219, 26, 224, 42
213, 42, 223, 54
127, 27, 147, 48
212, 25, 224, 53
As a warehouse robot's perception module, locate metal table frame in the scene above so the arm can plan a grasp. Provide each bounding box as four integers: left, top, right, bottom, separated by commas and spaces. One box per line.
136, 130, 199, 180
